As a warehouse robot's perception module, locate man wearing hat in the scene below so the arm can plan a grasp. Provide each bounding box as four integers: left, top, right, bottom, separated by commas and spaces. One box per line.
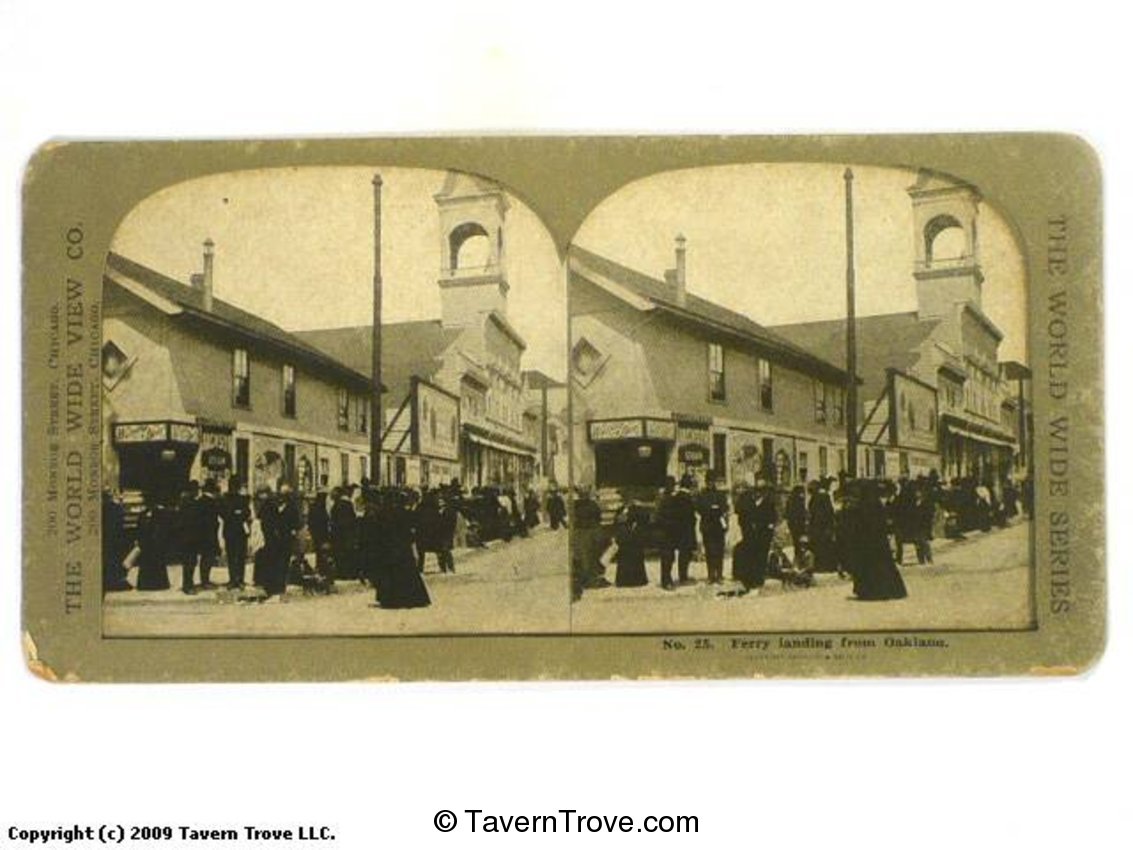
695, 470, 730, 584
221, 476, 252, 589
655, 475, 698, 589
196, 478, 223, 589
748, 478, 778, 588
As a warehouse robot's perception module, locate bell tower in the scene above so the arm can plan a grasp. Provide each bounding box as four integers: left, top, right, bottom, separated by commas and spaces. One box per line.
435, 171, 510, 328
908, 169, 983, 319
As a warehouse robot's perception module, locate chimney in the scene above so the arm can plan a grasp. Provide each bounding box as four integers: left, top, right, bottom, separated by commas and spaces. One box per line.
674, 233, 687, 307
200, 238, 215, 312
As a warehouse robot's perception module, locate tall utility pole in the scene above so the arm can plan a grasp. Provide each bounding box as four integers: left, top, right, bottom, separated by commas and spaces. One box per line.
540, 384, 550, 480
844, 167, 859, 478
370, 173, 383, 484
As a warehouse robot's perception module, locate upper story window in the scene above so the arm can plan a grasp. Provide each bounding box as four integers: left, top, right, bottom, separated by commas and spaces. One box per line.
336, 388, 349, 430
831, 385, 845, 426
353, 394, 368, 434
282, 364, 296, 417
232, 348, 250, 408
813, 380, 827, 424
708, 343, 726, 401
757, 358, 773, 411
572, 337, 605, 383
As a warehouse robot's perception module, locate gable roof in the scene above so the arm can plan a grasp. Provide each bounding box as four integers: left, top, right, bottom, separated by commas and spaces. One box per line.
773, 311, 940, 397
105, 252, 377, 390
295, 321, 462, 402
569, 245, 851, 383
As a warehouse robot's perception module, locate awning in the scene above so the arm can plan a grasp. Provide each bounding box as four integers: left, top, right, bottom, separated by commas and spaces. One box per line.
463, 424, 537, 456
943, 422, 1016, 449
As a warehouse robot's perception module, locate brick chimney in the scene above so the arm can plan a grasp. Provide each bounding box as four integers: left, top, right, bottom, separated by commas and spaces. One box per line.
674, 233, 687, 307
191, 238, 215, 312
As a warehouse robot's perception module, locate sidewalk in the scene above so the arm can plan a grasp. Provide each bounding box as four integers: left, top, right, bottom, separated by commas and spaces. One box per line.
105, 525, 558, 607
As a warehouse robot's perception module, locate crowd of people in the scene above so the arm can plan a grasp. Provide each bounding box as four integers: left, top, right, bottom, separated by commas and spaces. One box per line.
103, 476, 569, 609
570, 469, 1031, 603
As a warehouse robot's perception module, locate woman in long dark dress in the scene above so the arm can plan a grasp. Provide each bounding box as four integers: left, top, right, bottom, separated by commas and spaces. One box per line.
613, 505, 649, 588
808, 480, 839, 573
846, 481, 908, 601
135, 502, 172, 590
371, 490, 431, 609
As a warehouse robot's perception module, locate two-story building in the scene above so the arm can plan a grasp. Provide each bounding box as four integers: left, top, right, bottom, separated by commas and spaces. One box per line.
774, 170, 1024, 485
101, 244, 378, 506
297, 172, 539, 490
569, 238, 852, 508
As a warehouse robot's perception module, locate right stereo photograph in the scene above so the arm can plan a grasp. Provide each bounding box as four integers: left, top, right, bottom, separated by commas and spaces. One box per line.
567, 162, 1033, 635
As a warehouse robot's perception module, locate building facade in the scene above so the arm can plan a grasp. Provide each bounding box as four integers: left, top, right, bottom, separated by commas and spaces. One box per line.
569, 239, 852, 510
102, 246, 375, 506
298, 172, 540, 490
775, 170, 1025, 485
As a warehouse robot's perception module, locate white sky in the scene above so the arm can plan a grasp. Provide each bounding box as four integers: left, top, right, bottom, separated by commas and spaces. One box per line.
111, 167, 568, 381
111, 162, 1027, 379
573, 162, 1027, 363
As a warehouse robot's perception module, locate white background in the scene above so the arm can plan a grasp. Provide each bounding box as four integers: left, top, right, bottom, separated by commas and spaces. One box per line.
1, 2, 1128, 848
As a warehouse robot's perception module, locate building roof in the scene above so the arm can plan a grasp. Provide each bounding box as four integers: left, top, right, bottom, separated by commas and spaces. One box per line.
522, 368, 565, 390
773, 311, 940, 397
105, 252, 377, 390
569, 245, 851, 383
296, 321, 462, 402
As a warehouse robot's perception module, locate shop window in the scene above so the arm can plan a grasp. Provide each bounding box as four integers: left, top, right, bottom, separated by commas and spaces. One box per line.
336, 388, 349, 430
282, 364, 296, 417
774, 450, 791, 486
232, 348, 250, 408
319, 457, 330, 488
758, 358, 773, 411
818, 446, 829, 478
298, 456, 314, 493
799, 451, 809, 483
708, 343, 726, 402
340, 452, 349, 486
712, 432, 727, 479
284, 444, 297, 487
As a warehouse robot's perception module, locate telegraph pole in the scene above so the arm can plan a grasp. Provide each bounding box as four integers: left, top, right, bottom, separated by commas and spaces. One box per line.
370, 173, 383, 484
844, 167, 859, 478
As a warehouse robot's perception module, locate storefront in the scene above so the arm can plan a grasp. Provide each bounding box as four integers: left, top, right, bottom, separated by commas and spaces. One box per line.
461, 424, 537, 489
587, 417, 678, 495
940, 416, 1016, 486
112, 420, 201, 503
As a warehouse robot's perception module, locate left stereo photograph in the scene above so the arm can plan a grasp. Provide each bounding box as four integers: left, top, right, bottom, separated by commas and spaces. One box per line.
97, 166, 571, 637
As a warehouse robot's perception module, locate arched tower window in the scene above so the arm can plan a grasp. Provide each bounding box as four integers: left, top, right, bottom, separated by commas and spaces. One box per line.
448, 221, 492, 271
924, 213, 967, 264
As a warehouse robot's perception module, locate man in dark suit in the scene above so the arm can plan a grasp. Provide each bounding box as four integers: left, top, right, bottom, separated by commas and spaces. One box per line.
196, 479, 223, 589
695, 471, 730, 584
655, 475, 697, 589
748, 480, 779, 590
221, 476, 251, 589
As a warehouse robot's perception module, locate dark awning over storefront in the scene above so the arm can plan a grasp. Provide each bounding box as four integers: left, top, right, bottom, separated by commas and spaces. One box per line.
941, 419, 1016, 449
463, 422, 537, 456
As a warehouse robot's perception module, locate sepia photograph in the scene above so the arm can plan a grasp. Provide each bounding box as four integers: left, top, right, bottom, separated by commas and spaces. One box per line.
567, 163, 1034, 633
98, 167, 570, 636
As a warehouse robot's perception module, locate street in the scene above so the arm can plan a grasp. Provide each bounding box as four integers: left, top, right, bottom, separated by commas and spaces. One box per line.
571, 519, 1034, 633
104, 527, 570, 637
